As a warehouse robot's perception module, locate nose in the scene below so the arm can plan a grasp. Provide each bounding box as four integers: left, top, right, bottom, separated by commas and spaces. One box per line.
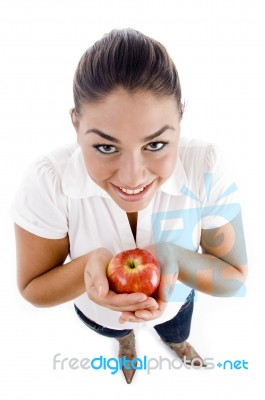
118, 151, 147, 188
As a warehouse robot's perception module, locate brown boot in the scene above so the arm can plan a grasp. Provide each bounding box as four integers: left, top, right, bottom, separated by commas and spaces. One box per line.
117, 331, 137, 384
163, 340, 207, 367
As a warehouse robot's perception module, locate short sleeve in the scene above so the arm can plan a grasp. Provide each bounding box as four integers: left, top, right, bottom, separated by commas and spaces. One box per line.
200, 143, 241, 230
11, 156, 68, 239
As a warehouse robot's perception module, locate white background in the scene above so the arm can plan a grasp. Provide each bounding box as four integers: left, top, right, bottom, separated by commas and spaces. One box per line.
1, 0, 264, 398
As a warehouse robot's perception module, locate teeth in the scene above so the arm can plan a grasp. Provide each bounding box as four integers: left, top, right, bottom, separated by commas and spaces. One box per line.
119, 186, 146, 194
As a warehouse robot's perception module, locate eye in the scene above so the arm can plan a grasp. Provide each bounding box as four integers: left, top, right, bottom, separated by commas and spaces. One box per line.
145, 142, 168, 152
93, 144, 118, 154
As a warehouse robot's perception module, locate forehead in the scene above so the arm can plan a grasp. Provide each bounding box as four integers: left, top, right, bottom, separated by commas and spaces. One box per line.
79, 89, 179, 131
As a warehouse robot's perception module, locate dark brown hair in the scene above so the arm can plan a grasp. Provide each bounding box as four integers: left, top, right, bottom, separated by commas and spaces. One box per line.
73, 28, 184, 118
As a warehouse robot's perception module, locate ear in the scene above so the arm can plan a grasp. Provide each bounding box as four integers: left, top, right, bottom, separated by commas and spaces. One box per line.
69, 108, 79, 131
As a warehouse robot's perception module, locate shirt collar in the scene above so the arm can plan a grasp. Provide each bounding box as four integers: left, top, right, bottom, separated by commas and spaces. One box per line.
62, 145, 188, 199
160, 156, 188, 196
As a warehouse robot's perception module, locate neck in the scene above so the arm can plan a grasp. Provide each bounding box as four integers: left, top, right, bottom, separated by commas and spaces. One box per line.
126, 212, 138, 241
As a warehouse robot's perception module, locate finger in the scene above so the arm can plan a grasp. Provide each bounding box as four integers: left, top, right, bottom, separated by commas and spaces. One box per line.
134, 309, 158, 319
84, 269, 109, 297
97, 278, 109, 297
106, 292, 158, 311
134, 300, 167, 320
119, 312, 145, 323
84, 247, 113, 296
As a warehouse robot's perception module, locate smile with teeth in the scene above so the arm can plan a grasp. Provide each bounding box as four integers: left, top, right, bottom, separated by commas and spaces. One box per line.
119, 185, 147, 195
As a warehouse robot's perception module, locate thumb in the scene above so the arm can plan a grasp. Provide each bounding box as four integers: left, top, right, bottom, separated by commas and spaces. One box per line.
84, 267, 110, 297
97, 277, 109, 297
159, 271, 178, 302
84, 249, 111, 297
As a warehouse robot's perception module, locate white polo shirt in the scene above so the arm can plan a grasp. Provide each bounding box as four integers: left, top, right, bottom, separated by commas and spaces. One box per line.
11, 137, 240, 329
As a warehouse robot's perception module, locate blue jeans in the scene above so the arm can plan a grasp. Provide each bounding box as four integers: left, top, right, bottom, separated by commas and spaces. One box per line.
74, 290, 195, 344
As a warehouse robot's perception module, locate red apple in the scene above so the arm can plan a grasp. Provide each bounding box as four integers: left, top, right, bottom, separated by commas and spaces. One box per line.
107, 248, 160, 296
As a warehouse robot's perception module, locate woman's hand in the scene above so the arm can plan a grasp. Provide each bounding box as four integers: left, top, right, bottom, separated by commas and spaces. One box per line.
84, 247, 159, 314
119, 243, 179, 323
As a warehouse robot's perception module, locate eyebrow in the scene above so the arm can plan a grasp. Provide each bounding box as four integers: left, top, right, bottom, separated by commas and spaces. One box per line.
84, 125, 175, 144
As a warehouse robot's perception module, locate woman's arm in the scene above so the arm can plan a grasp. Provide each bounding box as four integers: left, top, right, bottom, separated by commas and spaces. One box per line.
15, 224, 87, 307
149, 211, 248, 301
15, 224, 157, 311
177, 211, 248, 297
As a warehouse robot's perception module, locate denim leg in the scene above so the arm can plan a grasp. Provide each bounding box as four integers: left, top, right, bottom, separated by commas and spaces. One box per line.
74, 304, 132, 338
154, 290, 195, 343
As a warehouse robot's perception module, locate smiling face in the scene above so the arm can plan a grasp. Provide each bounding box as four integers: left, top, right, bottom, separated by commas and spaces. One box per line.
72, 88, 181, 212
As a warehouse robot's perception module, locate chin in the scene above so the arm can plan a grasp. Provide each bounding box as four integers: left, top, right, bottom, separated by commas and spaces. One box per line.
126, 205, 147, 213
116, 198, 152, 213
118, 202, 147, 213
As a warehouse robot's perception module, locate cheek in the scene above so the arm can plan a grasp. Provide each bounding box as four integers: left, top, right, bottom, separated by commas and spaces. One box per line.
82, 150, 115, 181
153, 149, 178, 178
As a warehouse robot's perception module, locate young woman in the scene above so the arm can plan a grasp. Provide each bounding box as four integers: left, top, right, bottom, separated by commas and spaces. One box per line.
12, 28, 247, 383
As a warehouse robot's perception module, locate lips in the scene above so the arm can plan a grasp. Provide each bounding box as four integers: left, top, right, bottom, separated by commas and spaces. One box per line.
110, 181, 154, 202
119, 185, 147, 195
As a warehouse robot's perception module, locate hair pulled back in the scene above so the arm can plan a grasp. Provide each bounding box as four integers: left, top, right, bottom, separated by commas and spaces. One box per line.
73, 28, 184, 118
